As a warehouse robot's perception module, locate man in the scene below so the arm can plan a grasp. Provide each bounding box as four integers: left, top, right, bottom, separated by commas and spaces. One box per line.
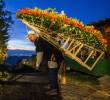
26, 30, 44, 70
26, 30, 64, 95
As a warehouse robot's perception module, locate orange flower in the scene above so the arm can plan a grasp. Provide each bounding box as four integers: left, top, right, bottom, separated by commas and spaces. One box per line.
101, 38, 108, 44
63, 18, 70, 24
50, 16, 55, 22
17, 7, 107, 46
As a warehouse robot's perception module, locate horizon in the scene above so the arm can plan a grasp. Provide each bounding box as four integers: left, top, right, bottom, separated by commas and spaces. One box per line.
7, 49, 35, 56
8, 48, 35, 51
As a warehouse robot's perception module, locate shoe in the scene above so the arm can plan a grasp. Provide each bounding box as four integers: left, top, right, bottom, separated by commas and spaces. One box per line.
35, 67, 39, 70
34, 68, 41, 72
46, 89, 59, 96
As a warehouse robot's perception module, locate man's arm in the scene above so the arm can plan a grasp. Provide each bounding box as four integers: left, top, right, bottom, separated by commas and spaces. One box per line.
35, 38, 44, 70
36, 52, 43, 69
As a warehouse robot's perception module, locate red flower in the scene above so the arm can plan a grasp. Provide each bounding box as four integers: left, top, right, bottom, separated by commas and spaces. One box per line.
101, 38, 108, 44
20, 8, 29, 13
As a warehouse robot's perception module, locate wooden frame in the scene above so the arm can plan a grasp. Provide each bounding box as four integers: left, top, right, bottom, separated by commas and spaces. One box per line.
21, 20, 104, 71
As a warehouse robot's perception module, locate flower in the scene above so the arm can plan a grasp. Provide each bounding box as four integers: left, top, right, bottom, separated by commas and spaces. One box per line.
16, 7, 108, 51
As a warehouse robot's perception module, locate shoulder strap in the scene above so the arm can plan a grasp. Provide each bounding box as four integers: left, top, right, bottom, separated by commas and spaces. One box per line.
50, 54, 56, 61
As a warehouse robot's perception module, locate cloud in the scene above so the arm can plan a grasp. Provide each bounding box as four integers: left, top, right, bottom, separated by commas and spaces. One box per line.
8, 39, 35, 50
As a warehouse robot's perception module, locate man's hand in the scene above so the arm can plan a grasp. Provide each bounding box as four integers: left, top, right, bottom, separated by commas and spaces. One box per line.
35, 62, 40, 70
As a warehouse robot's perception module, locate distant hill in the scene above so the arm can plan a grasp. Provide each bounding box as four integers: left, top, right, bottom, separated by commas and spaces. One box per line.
7, 49, 35, 56
5, 49, 35, 66
4, 55, 31, 66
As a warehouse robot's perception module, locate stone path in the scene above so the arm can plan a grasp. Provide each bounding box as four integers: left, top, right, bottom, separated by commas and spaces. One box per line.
0, 71, 110, 100
60, 74, 110, 100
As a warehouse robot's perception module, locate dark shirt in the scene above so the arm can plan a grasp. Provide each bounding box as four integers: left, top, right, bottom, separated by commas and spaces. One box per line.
34, 37, 45, 52
34, 37, 64, 65
34, 37, 53, 59
53, 48, 64, 65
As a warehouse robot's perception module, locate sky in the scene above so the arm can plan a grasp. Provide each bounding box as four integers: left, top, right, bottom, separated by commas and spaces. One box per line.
4, 0, 110, 50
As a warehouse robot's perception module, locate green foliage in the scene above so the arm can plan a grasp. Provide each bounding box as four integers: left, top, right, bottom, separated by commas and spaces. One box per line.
50, 20, 61, 31
42, 16, 51, 28
0, 64, 11, 81
0, 0, 13, 62
0, 71, 10, 81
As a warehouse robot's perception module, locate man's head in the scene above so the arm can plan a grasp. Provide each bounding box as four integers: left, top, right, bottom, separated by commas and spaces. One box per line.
26, 30, 39, 42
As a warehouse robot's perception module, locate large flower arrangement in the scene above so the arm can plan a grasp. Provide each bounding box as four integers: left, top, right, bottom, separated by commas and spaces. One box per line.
16, 8, 108, 51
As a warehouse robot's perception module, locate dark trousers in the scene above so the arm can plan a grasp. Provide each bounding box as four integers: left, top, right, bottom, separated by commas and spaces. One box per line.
48, 68, 59, 92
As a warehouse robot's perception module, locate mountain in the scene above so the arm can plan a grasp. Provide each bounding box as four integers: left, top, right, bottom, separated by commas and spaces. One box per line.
7, 49, 35, 56
4, 55, 31, 66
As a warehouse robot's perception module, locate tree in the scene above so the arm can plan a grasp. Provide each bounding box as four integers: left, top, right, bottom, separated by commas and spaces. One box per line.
0, 0, 13, 63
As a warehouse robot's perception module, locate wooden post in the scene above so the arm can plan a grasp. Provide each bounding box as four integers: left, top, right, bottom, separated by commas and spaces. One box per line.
84, 50, 94, 63
67, 39, 74, 50
75, 44, 83, 56
62, 37, 70, 49
90, 52, 104, 70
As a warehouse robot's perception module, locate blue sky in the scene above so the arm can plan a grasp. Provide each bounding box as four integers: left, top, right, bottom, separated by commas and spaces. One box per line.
4, 0, 110, 50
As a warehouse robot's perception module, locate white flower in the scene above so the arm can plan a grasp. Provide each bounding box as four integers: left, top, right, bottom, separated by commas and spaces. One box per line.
61, 10, 66, 16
